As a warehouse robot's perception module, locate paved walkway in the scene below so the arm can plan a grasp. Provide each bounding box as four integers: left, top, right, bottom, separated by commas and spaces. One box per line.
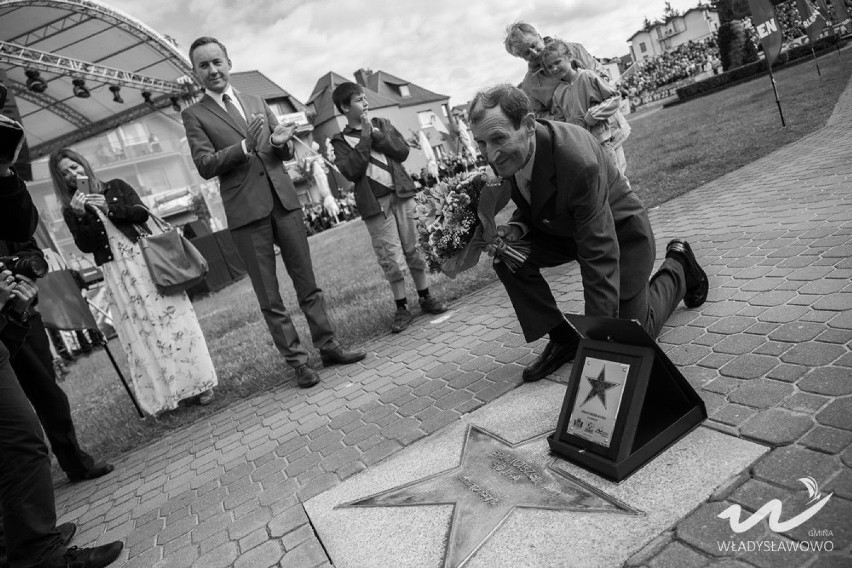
54, 74, 852, 567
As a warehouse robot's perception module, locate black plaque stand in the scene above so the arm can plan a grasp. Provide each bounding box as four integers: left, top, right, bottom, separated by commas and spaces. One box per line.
548, 315, 707, 483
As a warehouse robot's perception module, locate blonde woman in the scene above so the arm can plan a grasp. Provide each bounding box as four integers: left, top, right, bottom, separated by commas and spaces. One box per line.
49, 148, 216, 414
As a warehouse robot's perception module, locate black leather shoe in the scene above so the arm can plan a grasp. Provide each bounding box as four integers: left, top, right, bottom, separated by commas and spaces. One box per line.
58, 522, 76, 546
52, 542, 123, 568
320, 343, 366, 366
522, 338, 580, 382
67, 462, 114, 483
666, 239, 709, 308
295, 364, 320, 388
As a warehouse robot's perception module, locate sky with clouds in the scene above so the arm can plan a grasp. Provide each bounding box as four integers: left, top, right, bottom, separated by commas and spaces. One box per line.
108, 0, 707, 105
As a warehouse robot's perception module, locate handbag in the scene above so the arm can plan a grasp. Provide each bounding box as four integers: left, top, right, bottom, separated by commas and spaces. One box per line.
136, 212, 208, 295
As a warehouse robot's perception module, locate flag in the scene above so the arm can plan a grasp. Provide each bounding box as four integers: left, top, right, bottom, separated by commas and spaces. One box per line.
816, 0, 831, 20
747, 0, 783, 67
796, 0, 827, 43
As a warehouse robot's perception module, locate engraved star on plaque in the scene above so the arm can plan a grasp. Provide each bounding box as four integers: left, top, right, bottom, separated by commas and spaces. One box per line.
581, 367, 620, 408
337, 425, 641, 568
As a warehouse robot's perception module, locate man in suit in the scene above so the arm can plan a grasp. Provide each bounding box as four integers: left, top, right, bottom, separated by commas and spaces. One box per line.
182, 37, 364, 388
469, 84, 708, 382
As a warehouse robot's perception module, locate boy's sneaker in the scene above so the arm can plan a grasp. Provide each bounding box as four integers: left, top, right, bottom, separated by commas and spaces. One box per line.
51, 542, 123, 568
419, 295, 446, 314
391, 308, 413, 333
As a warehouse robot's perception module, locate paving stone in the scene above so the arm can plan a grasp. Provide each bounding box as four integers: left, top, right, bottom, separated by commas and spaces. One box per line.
719, 355, 778, 380
798, 368, 852, 396
753, 446, 842, 490
767, 363, 809, 383
757, 305, 809, 323
648, 541, 709, 568
728, 379, 794, 409
712, 334, 766, 355
768, 322, 827, 343
740, 408, 813, 445
816, 398, 852, 431
705, 376, 743, 395
712, 404, 759, 427
781, 343, 847, 366
279, 538, 329, 568
677, 501, 764, 556
233, 540, 284, 568
800, 426, 852, 455
813, 293, 852, 311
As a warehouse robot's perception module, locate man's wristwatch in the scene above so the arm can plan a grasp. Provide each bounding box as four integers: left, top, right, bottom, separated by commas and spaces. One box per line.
0, 304, 32, 324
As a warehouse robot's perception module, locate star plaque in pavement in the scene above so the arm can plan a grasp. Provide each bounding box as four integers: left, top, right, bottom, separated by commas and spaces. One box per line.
581, 367, 621, 409
337, 425, 640, 568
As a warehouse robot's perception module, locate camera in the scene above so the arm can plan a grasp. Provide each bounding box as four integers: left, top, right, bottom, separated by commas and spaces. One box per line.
0, 254, 49, 280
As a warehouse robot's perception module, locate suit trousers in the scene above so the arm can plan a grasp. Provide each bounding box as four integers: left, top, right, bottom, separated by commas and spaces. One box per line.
495, 234, 686, 343
230, 198, 334, 367
0, 342, 65, 568
10, 314, 95, 477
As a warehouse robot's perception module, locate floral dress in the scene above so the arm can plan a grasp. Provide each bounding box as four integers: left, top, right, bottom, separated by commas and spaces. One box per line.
96, 210, 217, 414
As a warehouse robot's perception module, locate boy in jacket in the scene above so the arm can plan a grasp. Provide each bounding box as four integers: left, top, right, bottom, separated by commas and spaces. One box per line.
331, 82, 445, 333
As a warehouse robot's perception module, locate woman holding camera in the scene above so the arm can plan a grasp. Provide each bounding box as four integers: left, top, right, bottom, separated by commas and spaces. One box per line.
49, 148, 217, 415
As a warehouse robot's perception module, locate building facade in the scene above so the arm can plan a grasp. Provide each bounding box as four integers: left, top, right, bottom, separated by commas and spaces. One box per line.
308, 68, 452, 176
628, 4, 720, 62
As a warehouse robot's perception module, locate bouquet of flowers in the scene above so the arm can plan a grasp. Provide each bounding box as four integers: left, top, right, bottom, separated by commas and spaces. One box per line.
414, 168, 529, 278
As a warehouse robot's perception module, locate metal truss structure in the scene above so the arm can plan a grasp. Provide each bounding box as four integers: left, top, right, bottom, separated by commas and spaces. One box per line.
6, 78, 91, 128
0, 41, 188, 94
29, 93, 173, 159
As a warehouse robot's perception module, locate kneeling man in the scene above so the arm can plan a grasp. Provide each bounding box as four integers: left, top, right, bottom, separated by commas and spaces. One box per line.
469, 84, 708, 382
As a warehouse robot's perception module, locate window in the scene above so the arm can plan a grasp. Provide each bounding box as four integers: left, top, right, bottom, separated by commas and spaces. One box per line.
640, 42, 647, 53
441, 104, 449, 118
433, 145, 445, 160
399, 84, 411, 97
417, 111, 433, 128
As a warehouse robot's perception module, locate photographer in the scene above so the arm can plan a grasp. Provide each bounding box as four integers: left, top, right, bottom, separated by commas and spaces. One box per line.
0, 100, 121, 567
0, 238, 114, 484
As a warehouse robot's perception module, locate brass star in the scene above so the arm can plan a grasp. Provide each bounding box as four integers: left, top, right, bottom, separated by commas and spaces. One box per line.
338, 425, 640, 568
581, 367, 620, 409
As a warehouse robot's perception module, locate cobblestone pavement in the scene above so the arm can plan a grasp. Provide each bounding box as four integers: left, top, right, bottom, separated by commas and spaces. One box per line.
53, 75, 852, 567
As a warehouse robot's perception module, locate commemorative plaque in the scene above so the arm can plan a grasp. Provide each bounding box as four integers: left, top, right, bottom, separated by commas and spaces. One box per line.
338, 425, 640, 568
548, 315, 707, 482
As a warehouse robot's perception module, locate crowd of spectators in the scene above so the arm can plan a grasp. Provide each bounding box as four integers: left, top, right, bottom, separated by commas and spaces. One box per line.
410, 154, 486, 189
621, 37, 720, 95
302, 194, 359, 236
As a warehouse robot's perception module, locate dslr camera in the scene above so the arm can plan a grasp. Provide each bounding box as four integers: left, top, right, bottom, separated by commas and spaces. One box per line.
0, 254, 49, 280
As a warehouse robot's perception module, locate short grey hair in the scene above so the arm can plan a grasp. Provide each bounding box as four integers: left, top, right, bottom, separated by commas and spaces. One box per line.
469, 84, 531, 130
504, 21, 540, 56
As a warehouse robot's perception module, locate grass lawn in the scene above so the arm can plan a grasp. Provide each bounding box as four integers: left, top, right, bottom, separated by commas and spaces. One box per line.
51, 48, 852, 479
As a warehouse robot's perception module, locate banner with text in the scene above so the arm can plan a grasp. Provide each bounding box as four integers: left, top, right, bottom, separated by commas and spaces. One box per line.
796, 0, 827, 43
748, 0, 784, 67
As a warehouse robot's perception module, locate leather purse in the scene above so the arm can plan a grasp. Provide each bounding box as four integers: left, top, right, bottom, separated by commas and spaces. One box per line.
136, 212, 208, 295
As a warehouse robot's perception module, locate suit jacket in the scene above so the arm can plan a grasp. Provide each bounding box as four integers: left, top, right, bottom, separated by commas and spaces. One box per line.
182, 91, 300, 229
510, 120, 655, 319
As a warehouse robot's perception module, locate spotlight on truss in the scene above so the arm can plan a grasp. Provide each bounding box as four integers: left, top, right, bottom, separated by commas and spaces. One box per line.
26, 69, 48, 93
109, 85, 124, 104
72, 78, 90, 98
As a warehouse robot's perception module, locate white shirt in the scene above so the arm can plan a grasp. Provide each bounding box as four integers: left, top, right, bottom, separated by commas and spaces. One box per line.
205, 85, 247, 123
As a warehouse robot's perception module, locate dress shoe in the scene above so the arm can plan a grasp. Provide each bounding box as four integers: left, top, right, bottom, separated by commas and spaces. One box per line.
319, 343, 366, 366
419, 294, 446, 314
666, 239, 708, 308
58, 522, 76, 546
67, 462, 114, 483
294, 364, 320, 388
50, 542, 123, 568
522, 337, 581, 382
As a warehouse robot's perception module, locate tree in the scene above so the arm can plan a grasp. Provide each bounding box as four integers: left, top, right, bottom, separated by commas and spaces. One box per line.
663, 1, 681, 19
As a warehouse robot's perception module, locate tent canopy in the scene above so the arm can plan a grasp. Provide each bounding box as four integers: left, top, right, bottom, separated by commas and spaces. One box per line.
0, 0, 198, 159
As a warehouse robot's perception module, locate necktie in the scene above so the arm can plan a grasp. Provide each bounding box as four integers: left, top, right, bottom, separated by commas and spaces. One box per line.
514, 173, 531, 204
222, 93, 247, 133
